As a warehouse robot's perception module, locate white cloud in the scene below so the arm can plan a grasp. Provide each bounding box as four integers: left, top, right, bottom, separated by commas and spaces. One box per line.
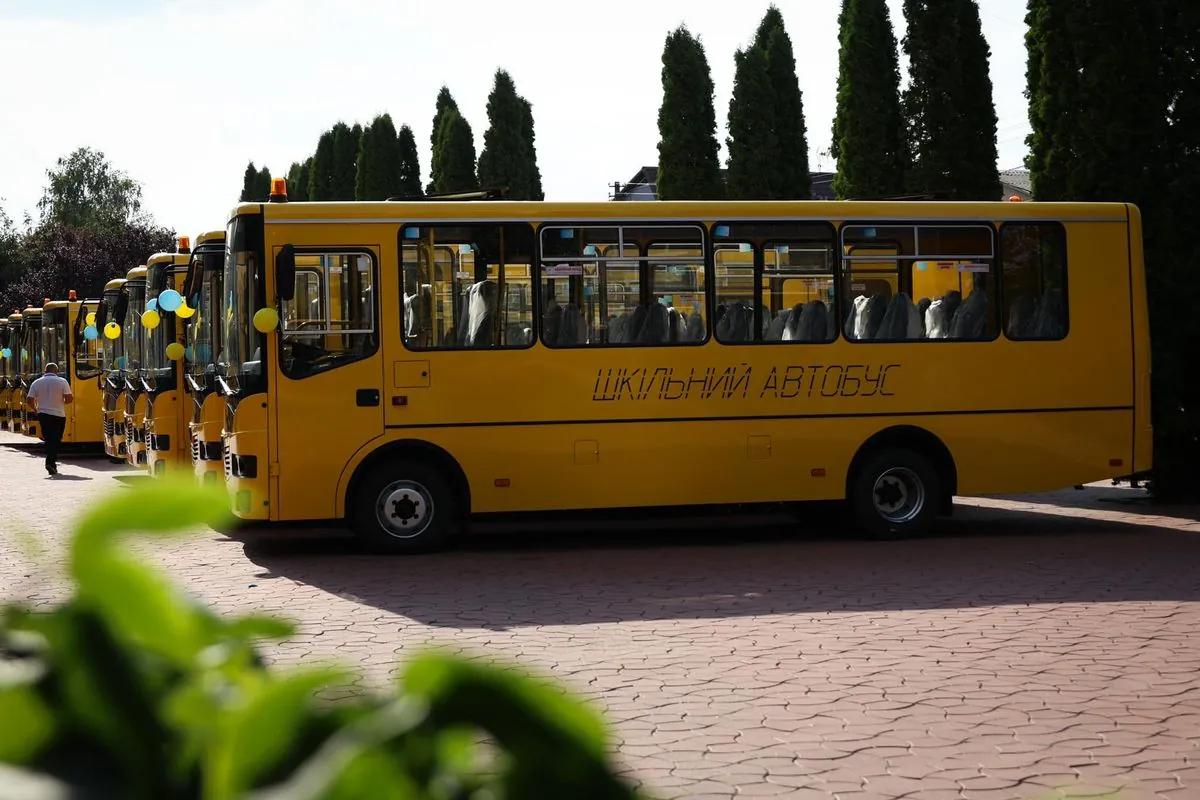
0, 0, 1031, 238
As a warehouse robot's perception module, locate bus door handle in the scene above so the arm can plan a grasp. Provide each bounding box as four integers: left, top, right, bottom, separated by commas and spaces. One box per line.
356, 389, 380, 407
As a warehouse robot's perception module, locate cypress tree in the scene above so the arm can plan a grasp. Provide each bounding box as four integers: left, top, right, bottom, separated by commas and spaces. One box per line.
902, 0, 1000, 199
725, 45, 779, 199
330, 122, 360, 200
428, 87, 459, 195
308, 131, 335, 201
656, 26, 725, 200
830, 0, 907, 199
286, 160, 310, 201
256, 165, 273, 200
432, 109, 478, 194
758, 7, 811, 199
520, 100, 544, 201
397, 124, 423, 198
478, 70, 544, 200
357, 114, 404, 200
239, 162, 259, 202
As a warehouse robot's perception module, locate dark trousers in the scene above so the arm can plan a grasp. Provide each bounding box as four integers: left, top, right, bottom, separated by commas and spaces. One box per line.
39, 413, 66, 470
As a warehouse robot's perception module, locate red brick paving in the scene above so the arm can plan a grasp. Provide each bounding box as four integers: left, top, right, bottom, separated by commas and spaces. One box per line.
2, 430, 1198, 800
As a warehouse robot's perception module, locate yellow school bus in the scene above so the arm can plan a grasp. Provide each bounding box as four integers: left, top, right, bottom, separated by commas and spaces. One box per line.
0, 318, 11, 431
42, 293, 104, 445
218, 188, 1152, 552
143, 239, 194, 476
3, 313, 23, 432
17, 306, 44, 438
96, 279, 127, 460
183, 230, 226, 484
121, 265, 149, 469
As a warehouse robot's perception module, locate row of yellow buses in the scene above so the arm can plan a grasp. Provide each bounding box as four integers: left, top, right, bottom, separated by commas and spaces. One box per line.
5, 180, 1155, 555
203, 180, 1151, 553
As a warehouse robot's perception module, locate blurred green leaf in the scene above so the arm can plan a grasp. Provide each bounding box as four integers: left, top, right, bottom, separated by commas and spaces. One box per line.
205, 668, 350, 800
0, 682, 55, 764
225, 616, 297, 643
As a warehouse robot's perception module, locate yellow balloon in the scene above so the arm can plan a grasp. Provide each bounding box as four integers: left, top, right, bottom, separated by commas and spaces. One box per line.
176, 301, 196, 319
142, 309, 161, 329
253, 307, 280, 333
85, 312, 96, 327
165, 342, 185, 361
104, 322, 121, 340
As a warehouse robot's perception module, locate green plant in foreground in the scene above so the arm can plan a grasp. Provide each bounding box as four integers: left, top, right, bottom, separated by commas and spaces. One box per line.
0, 476, 642, 800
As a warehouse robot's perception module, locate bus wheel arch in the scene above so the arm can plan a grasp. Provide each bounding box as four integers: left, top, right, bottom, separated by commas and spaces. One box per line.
846, 426, 958, 532
344, 440, 471, 554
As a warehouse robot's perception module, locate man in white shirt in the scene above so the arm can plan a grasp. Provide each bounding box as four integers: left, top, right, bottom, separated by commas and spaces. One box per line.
26, 362, 73, 476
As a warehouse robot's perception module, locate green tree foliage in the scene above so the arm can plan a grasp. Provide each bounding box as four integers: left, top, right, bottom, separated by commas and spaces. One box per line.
257, 165, 273, 200
356, 114, 405, 201
285, 159, 311, 202
397, 124, 423, 199
432, 109, 478, 195
478, 70, 545, 200
754, 7, 811, 198
902, 0, 1000, 199
656, 26, 725, 200
36, 147, 147, 231
239, 162, 259, 202
308, 131, 336, 202
1026, 0, 1199, 500
427, 87, 460, 195
331, 122, 361, 200
830, 0, 907, 198
0, 476, 642, 799
725, 45, 779, 199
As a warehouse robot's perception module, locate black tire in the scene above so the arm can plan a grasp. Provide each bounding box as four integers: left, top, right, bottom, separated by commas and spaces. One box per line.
350, 460, 461, 554
850, 447, 941, 539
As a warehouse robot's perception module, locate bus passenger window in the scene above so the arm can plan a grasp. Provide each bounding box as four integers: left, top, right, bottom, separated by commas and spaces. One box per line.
538, 224, 708, 347
400, 223, 535, 350
1000, 223, 1067, 340
841, 224, 997, 341
279, 252, 377, 378
711, 222, 837, 344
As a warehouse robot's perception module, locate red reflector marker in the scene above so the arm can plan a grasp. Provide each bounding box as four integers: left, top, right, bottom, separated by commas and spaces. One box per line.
1109, 458, 1124, 467
494, 478, 511, 488
811, 468, 826, 477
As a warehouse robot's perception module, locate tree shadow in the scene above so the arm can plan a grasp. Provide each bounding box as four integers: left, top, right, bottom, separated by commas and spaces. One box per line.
238, 498, 1200, 630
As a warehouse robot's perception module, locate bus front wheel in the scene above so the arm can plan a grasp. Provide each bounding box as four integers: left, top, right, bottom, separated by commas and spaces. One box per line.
850, 448, 941, 539
351, 460, 461, 554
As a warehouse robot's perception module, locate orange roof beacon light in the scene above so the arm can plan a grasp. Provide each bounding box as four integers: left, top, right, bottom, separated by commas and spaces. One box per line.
68, 290, 77, 301
1008, 195, 1022, 202
178, 235, 191, 254
269, 177, 288, 204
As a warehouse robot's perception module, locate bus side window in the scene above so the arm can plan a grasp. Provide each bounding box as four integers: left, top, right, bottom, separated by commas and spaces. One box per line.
400, 223, 535, 350
279, 252, 377, 378
1000, 222, 1068, 340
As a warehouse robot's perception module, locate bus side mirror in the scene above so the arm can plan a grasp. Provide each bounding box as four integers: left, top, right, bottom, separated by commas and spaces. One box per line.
95, 303, 108, 328
113, 295, 127, 325
276, 245, 296, 303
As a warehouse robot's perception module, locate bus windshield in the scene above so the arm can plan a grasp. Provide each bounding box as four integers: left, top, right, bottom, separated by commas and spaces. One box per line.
219, 215, 264, 391
21, 318, 43, 378
123, 282, 145, 378
98, 291, 124, 374
187, 247, 222, 379
74, 304, 101, 381
43, 308, 69, 377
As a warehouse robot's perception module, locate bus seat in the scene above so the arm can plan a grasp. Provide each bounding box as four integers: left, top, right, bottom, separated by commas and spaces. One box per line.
876, 293, 920, 340
916, 297, 932, 336
1006, 294, 1037, 338
542, 300, 562, 345
765, 308, 788, 341
798, 300, 832, 342
465, 280, 497, 347
559, 303, 587, 344
924, 290, 962, 339
949, 288, 987, 339
638, 303, 670, 343
627, 305, 649, 342
686, 310, 705, 341
1030, 288, 1064, 339
717, 302, 753, 342
852, 294, 886, 340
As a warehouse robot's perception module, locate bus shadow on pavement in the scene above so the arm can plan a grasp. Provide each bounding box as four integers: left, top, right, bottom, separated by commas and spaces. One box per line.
237, 496, 1200, 628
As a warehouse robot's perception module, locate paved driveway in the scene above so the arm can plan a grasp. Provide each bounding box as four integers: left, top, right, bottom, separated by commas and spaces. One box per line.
2, 432, 1198, 799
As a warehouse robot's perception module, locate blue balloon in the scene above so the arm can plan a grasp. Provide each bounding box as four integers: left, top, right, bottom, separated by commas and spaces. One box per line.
158, 289, 182, 312
0, 348, 9, 358
146, 298, 158, 312
83, 325, 98, 340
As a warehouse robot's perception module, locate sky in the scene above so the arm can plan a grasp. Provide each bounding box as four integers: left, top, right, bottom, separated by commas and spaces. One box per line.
0, 0, 1031, 238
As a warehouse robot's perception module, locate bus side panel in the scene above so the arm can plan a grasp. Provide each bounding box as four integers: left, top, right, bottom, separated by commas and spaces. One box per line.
1126, 204, 1153, 476
370, 408, 1133, 515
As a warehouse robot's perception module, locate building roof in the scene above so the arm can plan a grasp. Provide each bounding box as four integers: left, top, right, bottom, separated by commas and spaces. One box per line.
612, 166, 838, 201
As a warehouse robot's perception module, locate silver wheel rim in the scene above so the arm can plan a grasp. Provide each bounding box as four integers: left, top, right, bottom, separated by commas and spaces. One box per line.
871, 467, 925, 524
375, 480, 434, 539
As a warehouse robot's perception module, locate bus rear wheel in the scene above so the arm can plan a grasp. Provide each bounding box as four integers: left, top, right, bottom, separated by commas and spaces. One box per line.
351, 461, 460, 554
850, 447, 941, 539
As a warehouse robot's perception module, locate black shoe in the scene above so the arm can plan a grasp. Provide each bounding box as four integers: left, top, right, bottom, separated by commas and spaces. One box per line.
46, 465, 57, 476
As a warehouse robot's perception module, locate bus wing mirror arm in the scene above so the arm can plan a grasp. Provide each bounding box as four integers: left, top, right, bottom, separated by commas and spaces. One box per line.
276, 245, 296, 303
